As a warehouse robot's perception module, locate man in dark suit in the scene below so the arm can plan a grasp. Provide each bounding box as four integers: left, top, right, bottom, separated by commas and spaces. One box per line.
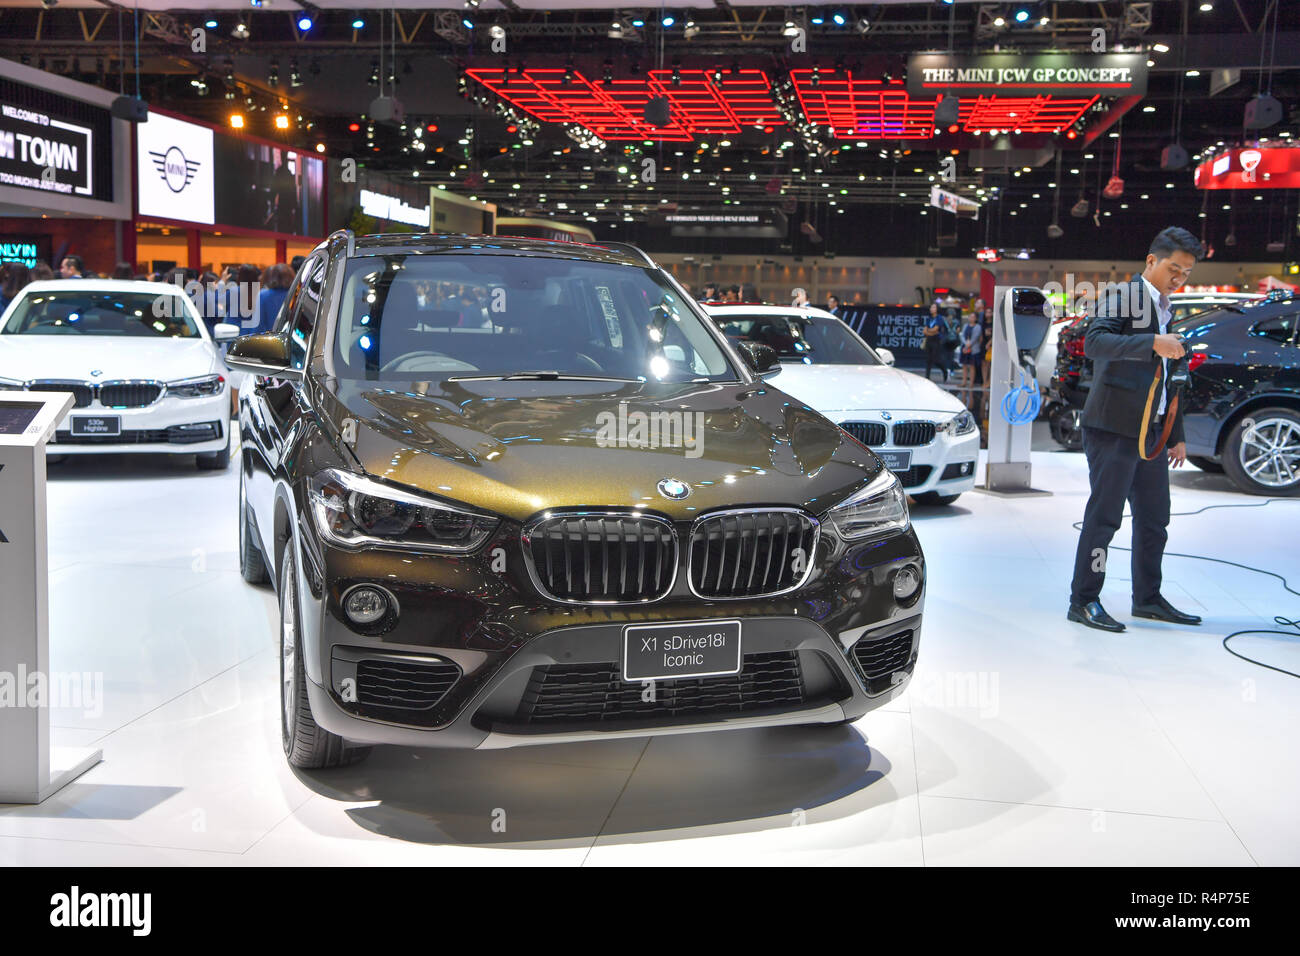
1069, 227, 1205, 632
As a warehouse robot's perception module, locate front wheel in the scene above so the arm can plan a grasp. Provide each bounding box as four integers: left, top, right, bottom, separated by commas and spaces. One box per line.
197, 433, 231, 470
279, 547, 371, 769
914, 492, 961, 506
1048, 403, 1084, 451
1222, 408, 1300, 496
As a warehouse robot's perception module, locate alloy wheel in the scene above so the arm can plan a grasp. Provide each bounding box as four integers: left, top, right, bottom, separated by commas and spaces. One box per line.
1239, 417, 1300, 488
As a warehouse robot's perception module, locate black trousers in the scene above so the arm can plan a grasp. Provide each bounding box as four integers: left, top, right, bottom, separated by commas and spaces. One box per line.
1070, 426, 1171, 606
924, 338, 948, 381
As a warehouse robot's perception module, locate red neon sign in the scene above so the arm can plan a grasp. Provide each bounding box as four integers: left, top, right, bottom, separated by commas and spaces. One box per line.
789, 72, 1095, 138
465, 68, 783, 141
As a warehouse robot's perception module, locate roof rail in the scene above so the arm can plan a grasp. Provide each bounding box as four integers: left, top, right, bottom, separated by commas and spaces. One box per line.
325, 228, 356, 258
593, 240, 656, 266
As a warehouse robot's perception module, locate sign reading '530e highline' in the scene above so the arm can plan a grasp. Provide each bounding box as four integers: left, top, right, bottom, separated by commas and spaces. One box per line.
907, 54, 1148, 97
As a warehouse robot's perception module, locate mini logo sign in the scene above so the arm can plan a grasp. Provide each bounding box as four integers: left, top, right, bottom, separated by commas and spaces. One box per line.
657, 478, 691, 500
149, 146, 200, 193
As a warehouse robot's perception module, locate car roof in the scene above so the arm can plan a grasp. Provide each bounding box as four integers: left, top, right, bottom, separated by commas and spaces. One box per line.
702, 304, 841, 322
15, 279, 185, 295
349, 232, 651, 267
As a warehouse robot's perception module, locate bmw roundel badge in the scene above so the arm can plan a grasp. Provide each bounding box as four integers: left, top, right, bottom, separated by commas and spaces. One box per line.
657, 478, 691, 500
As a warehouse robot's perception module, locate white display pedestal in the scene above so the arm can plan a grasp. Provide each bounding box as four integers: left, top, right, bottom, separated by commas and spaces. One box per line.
0, 392, 102, 803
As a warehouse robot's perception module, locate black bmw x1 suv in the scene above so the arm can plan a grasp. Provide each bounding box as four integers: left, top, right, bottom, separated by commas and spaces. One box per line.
228, 231, 924, 767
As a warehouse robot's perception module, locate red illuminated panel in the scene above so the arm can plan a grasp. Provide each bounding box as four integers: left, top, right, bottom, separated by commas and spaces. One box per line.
466, 68, 781, 141
791, 71, 1095, 138
1194, 146, 1300, 189
960, 95, 1095, 132
792, 73, 934, 139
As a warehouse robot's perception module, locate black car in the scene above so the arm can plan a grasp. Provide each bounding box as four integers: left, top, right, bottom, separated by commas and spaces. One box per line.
1047, 291, 1300, 494
1175, 292, 1300, 494
226, 231, 925, 767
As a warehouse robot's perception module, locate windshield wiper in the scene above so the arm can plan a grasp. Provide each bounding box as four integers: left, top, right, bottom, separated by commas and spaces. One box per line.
447, 371, 639, 382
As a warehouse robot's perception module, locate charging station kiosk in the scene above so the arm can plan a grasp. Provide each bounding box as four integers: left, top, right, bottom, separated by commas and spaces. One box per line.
980, 285, 1055, 497
0, 392, 102, 803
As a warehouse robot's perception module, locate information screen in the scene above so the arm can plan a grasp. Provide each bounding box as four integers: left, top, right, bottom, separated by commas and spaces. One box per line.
0, 402, 41, 435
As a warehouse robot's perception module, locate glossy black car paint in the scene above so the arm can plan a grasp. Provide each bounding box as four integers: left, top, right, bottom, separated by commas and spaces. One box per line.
237, 232, 925, 750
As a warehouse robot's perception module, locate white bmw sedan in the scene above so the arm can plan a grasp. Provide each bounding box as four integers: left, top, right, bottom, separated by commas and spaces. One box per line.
706, 304, 979, 505
0, 280, 238, 468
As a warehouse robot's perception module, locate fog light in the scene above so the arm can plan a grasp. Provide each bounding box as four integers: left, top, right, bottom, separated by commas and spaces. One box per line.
892, 567, 920, 601
343, 586, 391, 625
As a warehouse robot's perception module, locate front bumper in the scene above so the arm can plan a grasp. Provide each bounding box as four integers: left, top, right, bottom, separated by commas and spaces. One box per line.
834, 417, 979, 496
290, 511, 925, 749
48, 393, 229, 454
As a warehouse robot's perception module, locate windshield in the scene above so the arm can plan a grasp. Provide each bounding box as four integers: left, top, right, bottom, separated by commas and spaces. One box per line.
713, 312, 880, 365
330, 254, 738, 383
0, 290, 200, 338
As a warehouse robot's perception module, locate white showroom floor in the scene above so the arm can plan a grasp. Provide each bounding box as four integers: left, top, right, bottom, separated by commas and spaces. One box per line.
3, 422, 1296, 866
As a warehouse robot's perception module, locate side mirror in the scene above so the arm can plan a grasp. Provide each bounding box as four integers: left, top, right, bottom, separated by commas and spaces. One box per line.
226, 333, 298, 377
212, 323, 240, 343
737, 340, 781, 376
876, 347, 896, 366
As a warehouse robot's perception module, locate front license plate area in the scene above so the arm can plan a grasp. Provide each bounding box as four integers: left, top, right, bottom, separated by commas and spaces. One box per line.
877, 449, 912, 471
70, 415, 121, 436
622, 619, 742, 682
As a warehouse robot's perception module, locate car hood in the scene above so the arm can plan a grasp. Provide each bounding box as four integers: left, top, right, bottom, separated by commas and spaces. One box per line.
0, 335, 218, 382
771, 363, 965, 415
318, 376, 882, 523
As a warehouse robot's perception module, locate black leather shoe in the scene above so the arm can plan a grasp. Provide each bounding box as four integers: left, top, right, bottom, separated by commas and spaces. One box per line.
1132, 595, 1202, 625
1067, 600, 1126, 632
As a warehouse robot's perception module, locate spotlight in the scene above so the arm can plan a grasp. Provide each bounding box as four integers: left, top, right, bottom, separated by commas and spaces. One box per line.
684, 18, 699, 39
608, 20, 624, 39
289, 60, 302, 88
348, 122, 361, 132
297, 16, 313, 32
630, 17, 645, 28
267, 60, 279, 87
191, 75, 209, 96
856, 17, 870, 34
351, 16, 365, 30
274, 113, 290, 130
205, 19, 218, 29
489, 24, 505, 40
602, 59, 614, 85
1014, 8, 1030, 23
232, 20, 250, 39
811, 15, 824, 25
1065, 128, 1078, 140
832, 12, 847, 26
1199, 2, 1213, 9
368, 60, 380, 86
462, 17, 474, 29
662, 15, 675, 28
1152, 43, 1169, 52
229, 113, 245, 129
782, 20, 800, 38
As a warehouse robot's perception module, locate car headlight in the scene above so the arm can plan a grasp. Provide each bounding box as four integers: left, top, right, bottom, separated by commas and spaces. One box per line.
824, 468, 910, 540
167, 374, 225, 398
0, 375, 25, 391
307, 468, 499, 553
937, 410, 977, 436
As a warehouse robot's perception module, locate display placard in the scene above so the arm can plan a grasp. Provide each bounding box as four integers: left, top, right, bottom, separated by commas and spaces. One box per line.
907, 53, 1147, 97
136, 111, 215, 225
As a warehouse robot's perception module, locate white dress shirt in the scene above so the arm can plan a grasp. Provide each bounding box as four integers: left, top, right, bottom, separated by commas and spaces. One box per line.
1139, 275, 1172, 415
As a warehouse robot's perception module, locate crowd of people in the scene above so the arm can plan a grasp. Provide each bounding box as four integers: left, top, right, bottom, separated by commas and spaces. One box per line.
0, 254, 306, 337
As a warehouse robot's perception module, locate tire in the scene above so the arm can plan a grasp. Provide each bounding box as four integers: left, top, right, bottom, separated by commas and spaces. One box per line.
914, 492, 961, 506
1049, 403, 1084, 452
1188, 456, 1224, 474
238, 466, 269, 584
197, 432, 231, 470
1222, 407, 1300, 497
279, 547, 371, 769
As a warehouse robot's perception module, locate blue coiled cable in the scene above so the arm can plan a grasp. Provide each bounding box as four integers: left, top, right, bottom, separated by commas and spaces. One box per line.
1000, 366, 1041, 424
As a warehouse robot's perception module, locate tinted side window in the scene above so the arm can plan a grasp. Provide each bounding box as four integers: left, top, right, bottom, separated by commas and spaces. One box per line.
288, 256, 327, 367
1250, 314, 1298, 345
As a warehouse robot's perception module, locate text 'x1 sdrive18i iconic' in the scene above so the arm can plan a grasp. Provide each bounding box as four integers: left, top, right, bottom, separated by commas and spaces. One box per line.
229, 232, 924, 768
